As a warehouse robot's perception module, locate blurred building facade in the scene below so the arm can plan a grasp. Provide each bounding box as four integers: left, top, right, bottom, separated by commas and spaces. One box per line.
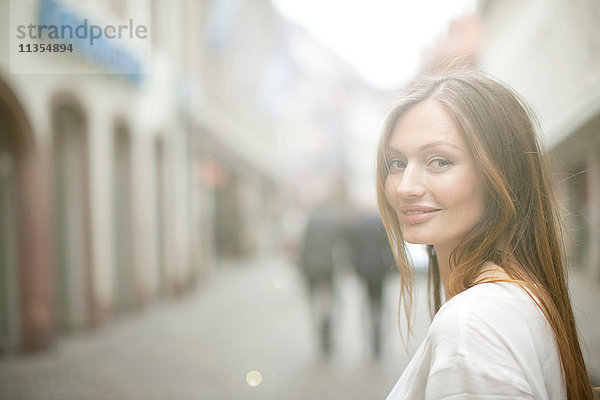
0, 0, 198, 352
0, 0, 388, 354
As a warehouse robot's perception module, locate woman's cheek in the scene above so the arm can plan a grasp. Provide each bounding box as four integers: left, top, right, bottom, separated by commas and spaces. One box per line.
431, 171, 465, 197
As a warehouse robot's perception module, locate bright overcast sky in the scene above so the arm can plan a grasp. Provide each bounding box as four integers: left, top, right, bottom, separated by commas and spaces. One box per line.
272, 0, 477, 90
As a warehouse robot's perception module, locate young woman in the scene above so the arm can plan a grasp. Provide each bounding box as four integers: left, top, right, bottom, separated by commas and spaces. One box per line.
377, 69, 596, 399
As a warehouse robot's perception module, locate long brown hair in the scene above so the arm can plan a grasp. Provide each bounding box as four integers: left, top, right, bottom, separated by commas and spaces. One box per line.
376, 69, 596, 399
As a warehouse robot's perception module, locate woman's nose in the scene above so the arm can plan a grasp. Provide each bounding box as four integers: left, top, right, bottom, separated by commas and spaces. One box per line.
395, 165, 426, 198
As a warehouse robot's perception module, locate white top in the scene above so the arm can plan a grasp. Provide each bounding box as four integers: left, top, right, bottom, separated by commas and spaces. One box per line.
386, 282, 566, 399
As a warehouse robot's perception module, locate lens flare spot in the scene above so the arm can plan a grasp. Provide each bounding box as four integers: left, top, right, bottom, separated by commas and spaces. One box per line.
246, 370, 262, 387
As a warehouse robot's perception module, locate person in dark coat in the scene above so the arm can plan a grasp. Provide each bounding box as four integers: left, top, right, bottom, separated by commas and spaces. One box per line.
299, 203, 343, 358
347, 211, 393, 358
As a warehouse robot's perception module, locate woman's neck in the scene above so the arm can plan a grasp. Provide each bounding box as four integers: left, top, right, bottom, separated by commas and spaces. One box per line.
433, 243, 511, 292
433, 244, 453, 291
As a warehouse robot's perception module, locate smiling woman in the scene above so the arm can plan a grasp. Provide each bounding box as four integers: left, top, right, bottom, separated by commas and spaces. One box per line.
384, 100, 486, 270
376, 68, 597, 399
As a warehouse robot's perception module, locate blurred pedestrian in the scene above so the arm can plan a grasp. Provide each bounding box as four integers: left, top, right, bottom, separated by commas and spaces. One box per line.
347, 210, 393, 359
299, 202, 344, 358
378, 68, 598, 399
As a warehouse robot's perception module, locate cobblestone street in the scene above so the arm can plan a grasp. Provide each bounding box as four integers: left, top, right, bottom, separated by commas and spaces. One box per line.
1, 256, 598, 399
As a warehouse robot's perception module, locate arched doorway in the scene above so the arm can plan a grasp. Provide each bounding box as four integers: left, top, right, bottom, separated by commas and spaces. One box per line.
0, 78, 53, 352
113, 121, 135, 310
0, 103, 20, 352
52, 101, 92, 331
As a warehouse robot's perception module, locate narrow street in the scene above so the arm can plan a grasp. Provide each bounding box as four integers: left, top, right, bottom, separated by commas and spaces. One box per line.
1, 256, 598, 399
0, 256, 430, 400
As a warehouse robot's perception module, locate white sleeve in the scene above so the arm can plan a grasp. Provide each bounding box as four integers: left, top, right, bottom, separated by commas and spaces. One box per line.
425, 353, 534, 399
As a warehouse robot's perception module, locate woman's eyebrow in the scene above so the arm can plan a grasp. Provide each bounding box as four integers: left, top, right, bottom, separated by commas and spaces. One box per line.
387, 140, 462, 154
386, 147, 403, 155
419, 141, 462, 151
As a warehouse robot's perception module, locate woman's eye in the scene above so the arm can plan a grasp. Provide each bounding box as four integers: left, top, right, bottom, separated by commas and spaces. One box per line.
388, 159, 406, 170
429, 158, 453, 170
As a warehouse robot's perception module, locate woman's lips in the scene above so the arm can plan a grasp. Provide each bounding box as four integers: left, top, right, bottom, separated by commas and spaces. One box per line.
399, 208, 441, 224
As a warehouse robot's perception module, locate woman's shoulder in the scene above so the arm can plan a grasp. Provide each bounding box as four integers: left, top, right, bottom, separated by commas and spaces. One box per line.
428, 282, 555, 359
434, 264, 534, 320
437, 281, 539, 317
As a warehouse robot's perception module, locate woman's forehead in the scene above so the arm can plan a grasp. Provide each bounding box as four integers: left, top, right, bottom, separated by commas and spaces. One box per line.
388, 101, 467, 151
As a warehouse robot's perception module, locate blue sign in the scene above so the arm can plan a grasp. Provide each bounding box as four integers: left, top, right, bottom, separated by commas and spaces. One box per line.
39, 0, 147, 84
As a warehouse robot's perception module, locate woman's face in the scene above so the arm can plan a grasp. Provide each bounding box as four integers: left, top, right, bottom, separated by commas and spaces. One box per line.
384, 100, 487, 250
